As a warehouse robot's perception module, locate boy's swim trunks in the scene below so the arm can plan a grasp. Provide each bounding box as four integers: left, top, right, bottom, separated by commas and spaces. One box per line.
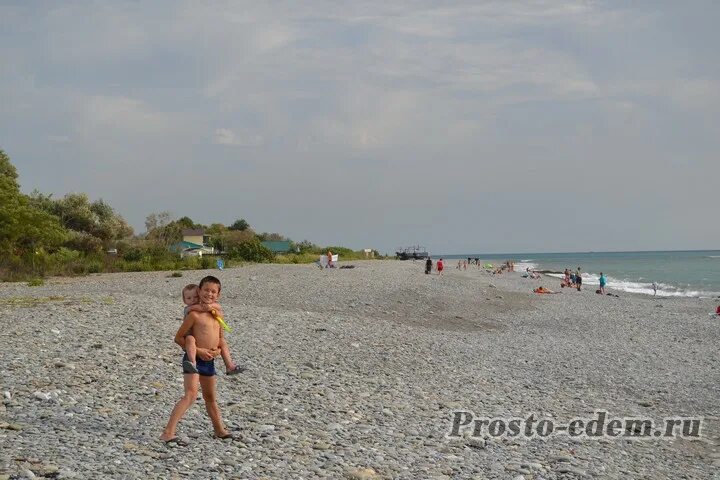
182, 353, 216, 376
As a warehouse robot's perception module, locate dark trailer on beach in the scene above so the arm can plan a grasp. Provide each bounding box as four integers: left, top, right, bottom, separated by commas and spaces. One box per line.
395, 246, 429, 260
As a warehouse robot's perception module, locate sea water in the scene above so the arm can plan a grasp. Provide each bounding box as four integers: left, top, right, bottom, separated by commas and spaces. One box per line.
442, 250, 720, 298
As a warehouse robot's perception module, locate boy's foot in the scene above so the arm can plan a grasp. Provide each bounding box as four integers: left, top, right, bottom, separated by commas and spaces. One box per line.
163, 437, 189, 446
182, 360, 199, 374
214, 431, 235, 440
226, 365, 247, 376
162, 436, 187, 445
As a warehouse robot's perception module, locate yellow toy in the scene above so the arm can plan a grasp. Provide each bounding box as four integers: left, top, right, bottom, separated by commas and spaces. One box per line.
211, 309, 231, 332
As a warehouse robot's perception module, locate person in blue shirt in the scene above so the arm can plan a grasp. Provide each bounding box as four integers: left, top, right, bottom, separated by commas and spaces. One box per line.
599, 272, 607, 294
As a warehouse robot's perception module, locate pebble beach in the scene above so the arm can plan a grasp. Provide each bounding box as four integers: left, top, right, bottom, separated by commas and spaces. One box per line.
1, 260, 719, 479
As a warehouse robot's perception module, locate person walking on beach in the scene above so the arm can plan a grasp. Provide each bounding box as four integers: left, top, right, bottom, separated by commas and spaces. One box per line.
161, 276, 233, 443
652, 282, 658, 296
599, 272, 607, 295
437, 258, 444, 276
425, 257, 432, 274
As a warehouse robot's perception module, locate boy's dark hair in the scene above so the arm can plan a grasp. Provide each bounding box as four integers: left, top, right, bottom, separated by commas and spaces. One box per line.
199, 275, 222, 291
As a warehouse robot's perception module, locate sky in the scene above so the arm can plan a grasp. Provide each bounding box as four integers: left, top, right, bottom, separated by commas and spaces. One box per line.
2, 1, 719, 255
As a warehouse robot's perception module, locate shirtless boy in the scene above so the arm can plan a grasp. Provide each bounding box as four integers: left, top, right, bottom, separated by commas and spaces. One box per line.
161, 276, 233, 442
181, 284, 243, 375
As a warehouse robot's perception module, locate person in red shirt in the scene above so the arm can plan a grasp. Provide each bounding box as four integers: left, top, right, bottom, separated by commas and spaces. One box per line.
437, 258, 444, 276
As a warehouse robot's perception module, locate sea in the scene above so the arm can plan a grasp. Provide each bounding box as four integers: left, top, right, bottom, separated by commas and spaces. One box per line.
441, 250, 720, 298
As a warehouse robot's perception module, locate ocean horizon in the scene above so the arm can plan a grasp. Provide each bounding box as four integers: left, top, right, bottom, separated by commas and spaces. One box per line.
439, 250, 720, 298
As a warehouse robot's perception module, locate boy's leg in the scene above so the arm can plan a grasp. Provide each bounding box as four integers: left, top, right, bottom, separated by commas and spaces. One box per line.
219, 337, 234, 370
198, 375, 228, 437
218, 338, 244, 374
186, 335, 197, 364
182, 336, 199, 374
161, 374, 199, 441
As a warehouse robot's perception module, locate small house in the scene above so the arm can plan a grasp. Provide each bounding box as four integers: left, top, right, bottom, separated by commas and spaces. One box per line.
182, 229, 211, 246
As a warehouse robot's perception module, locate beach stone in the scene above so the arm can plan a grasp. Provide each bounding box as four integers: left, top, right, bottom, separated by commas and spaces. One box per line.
346, 467, 380, 480
465, 437, 486, 449
557, 465, 588, 476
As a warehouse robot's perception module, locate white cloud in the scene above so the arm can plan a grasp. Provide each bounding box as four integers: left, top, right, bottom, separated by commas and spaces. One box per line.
79, 95, 179, 135
212, 128, 264, 147
669, 78, 720, 111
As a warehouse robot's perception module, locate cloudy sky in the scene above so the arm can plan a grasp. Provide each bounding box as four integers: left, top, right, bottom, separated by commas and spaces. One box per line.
2, 1, 718, 254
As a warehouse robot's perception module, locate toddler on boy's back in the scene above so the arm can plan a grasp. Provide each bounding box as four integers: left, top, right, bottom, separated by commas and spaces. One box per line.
181, 283, 244, 375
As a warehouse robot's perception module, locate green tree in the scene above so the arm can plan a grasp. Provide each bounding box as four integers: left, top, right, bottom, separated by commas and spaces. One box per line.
176, 216, 197, 229
229, 218, 250, 231
35, 192, 134, 253
145, 211, 171, 233
226, 238, 273, 262
257, 232, 288, 241
0, 149, 67, 256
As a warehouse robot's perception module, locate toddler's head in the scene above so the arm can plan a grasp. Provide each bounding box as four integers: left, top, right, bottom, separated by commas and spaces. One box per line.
182, 284, 199, 306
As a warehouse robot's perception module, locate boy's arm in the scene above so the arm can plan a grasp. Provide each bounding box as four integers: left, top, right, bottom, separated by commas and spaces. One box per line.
185, 304, 205, 314
210, 303, 224, 317
174, 314, 196, 348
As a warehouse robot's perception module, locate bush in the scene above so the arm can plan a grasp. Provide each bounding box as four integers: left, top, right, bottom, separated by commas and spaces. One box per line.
272, 252, 319, 264
122, 247, 144, 262
27, 278, 43, 286
170, 271, 183, 278
227, 239, 274, 262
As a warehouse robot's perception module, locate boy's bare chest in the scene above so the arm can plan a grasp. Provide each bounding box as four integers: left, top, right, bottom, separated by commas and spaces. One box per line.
192, 315, 219, 339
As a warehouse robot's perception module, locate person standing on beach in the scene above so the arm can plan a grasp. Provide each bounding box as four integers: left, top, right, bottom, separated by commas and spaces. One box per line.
599, 272, 607, 295
652, 282, 658, 296
437, 258, 444, 276
161, 276, 233, 443
425, 257, 432, 274
576, 267, 582, 291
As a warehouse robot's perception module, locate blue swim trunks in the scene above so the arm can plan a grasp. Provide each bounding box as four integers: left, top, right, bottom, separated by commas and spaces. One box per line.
182, 353, 216, 376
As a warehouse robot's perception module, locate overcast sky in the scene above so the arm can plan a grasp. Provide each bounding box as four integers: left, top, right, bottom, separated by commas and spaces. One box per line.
2, 1, 718, 254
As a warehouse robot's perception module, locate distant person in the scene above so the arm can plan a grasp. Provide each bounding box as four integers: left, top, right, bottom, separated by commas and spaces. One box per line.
716, 305, 720, 316
576, 268, 582, 291
437, 258, 444, 276
652, 282, 658, 296
463, 260, 467, 270
599, 272, 607, 295
534, 286, 560, 294
327, 250, 333, 268
425, 257, 432, 275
